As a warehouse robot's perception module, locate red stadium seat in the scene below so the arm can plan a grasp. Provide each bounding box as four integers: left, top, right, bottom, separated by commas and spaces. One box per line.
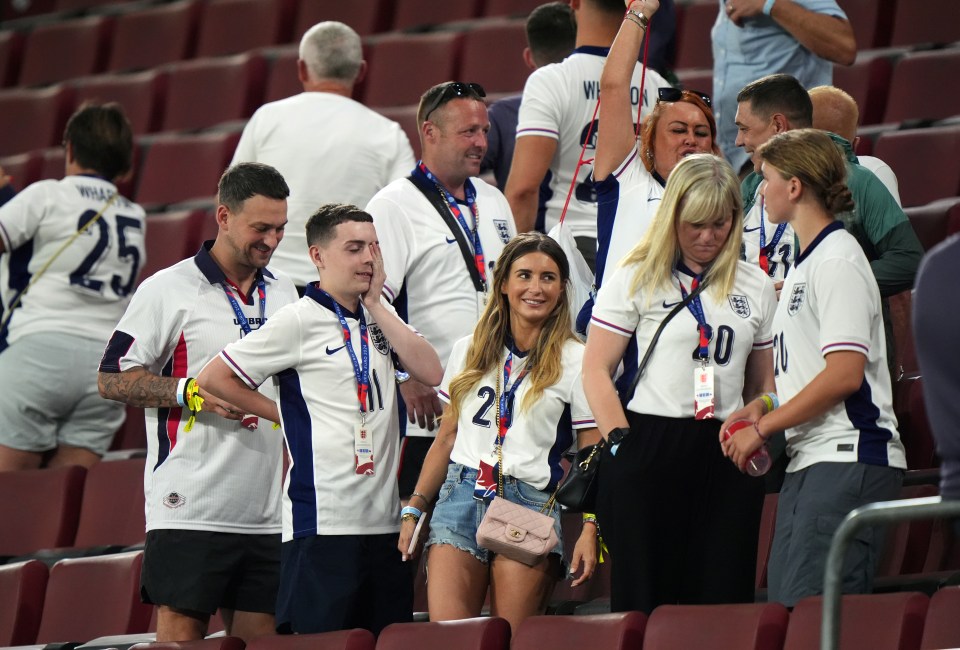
642, 603, 788, 650
1, 0, 55, 23
391, 0, 481, 32
70, 69, 167, 136
139, 210, 206, 283
136, 131, 238, 209
876, 484, 940, 578
0, 151, 41, 190
484, 0, 546, 19
756, 492, 778, 589
134, 637, 245, 650
195, 0, 295, 58
512, 612, 646, 650
831, 54, 892, 126
0, 466, 85, 557
19, 15, 113, 87
35, 551, 152, 643
0, 85, 73, 158
73, 457, 146, 549
0, 29, 24, 88
0, 559, 48, 646
873, 125, 960, 208
247, 630, 375, 650
675, 0, 716, 71
110, 404, 147, 451
460, 19, 529, 96
921, 586, 960, 649
37, 145, 65, 181
884, 50, 960, 125
54, 0, 127, 13
378, 617, 511, 650
160, 53, 266, 132
905, 197, 960, 252
363, 32, 464, 108
894, 378, 938, 473
108, 0, 199, 73
783, 593, 928, 650
837, 0, 894, 49
375, 104, 421, 160
676, 68, 714, 100
262, 45, 301, 104
292, 0, 389, 39
890, 0, 960, 47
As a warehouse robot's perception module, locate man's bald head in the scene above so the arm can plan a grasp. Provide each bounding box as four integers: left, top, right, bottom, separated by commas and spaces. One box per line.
809, 85, 859, 143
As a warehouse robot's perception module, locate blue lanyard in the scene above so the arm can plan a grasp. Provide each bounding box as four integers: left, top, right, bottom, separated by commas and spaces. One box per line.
221, 276, 266, 336
496, 351, 529, 444
674, 271, 711, 361
325, 291, 370, 417
416, 161, 487, 284
758, 197, 787, 275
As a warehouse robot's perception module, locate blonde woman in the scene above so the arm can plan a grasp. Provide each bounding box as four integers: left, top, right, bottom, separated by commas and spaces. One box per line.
722, 129, 905, 607
399, 233, 600, 633
583, 154, 776, 613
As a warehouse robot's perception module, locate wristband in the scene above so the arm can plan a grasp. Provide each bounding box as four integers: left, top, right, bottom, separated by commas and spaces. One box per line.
762, 0, 776, 15
183, 378, 204, 433
765, 392, 780, 410
400, 505, 422, 522
176, 377, 188, 407
753, 420, 770, 442
582, 513, 598, 525
409, 491, 429, 506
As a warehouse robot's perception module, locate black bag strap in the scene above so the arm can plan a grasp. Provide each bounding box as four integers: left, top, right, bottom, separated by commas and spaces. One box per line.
406, 174, 485, 293
622, 277, 709, 406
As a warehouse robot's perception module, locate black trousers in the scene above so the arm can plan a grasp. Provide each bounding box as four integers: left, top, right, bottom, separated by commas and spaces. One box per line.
596, 412, 765, 614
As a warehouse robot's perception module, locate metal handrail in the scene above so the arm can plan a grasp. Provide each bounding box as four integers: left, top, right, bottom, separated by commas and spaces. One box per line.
821, 495, 960, 650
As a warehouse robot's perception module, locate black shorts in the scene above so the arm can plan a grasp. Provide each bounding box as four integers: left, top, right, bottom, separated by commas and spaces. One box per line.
141, 529, 281, 615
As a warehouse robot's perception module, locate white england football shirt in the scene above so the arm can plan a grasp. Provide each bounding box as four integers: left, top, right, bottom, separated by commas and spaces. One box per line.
0, 176, 146, 345
219, 285, 412, 541
100, 243, 299, 533
742, 186, 796, 282
592, 259, 776, 419
773, 221, 906, 471
439, 335, 596, 491
516, 47, 670, 238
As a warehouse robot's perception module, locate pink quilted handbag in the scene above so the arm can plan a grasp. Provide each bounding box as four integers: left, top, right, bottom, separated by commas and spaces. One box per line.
475, 495, 559, 566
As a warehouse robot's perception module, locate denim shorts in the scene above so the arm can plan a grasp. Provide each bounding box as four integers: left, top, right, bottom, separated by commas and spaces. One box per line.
426, 463, 564, 564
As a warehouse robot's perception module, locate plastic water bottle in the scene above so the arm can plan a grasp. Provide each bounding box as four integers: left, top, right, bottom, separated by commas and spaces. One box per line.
723, 419, 772, 477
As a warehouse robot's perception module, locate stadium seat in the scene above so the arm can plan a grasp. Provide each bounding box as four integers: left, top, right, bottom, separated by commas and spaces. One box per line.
674, 0, 715, 71
146, 605, 225, 634
676, 68, 714, 100
921, 586, 960, 649
905, 197, 960, 252
1, 0, 55, 23
512, 612, 646, 650
0, 85, 73, 158
139, 210, 206, 282
459, 19, 529, 96
884, 50, 960, 125
756, 492, 778, 588
642, 603, 788, 650
134, 637, 245, 650
893, 378, 938, 473
136, 131, 238, 209
73, 457, 146, 549
874, 125, 960, 208
69, 69, 167, 136
837, 0, 894, 49
0, 29, 23, 88
54, 0, 127, 13
262, 45, 300, 104
831, 54, 892, 126
292, 0, 389, 38
391, 0, 481, 32
877, 484, 940, 579
195, 0, 295, 58
363, 32, 464, 108
783, 593, 928, 650
484, 0, 545, 19
0, 466, 85, 557
160, 53, 266, 132
35, 551, 151, 643
890, 0, 960, 47
18, 15, 113, 87
108, 0, 199, 73
0, 559, 48, 646
110, 404, 147, 451
247, 630, 375, 650
0, 151, 41, 190
375, 104, 421, 159
378, 617, 511, 650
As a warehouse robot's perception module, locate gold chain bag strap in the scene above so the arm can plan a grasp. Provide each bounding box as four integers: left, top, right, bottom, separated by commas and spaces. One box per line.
474, 362, 560, 566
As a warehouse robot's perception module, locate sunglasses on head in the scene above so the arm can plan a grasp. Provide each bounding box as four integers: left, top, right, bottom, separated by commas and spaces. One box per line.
423, 82, 487, 122
658, 87, 712, 107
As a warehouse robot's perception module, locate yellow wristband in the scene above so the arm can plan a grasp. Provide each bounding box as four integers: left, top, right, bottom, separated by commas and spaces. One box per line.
183, 378, 204, 432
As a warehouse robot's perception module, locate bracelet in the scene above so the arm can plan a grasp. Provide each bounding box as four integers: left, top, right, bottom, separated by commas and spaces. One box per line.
582, 513, 598, 525
625, 8, 649, 28
753, 420, 770, 442
176, 377, 188, 407
624, 14, 644, 28
409, 491, 429, 507
762, 0, 776, 15
765, 392, 780, 410
400, 505, 422, 522
183, 378, 204, 433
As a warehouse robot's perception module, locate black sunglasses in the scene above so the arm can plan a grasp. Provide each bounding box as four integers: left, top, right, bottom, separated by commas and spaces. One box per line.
423, 82, 487, 122
658, 87, 712, 107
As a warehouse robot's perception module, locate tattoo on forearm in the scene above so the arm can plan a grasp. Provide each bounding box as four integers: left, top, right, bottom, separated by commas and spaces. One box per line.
99, 369, 178, 408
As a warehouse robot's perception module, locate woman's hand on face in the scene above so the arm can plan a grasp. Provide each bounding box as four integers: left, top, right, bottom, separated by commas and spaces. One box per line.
569, 524, 599, 587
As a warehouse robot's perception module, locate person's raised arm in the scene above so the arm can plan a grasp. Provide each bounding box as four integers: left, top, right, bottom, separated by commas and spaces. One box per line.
594, 0, 660, 181
727, 0, 855, 65
98, 366, 245, 421
582, 327, 632, 439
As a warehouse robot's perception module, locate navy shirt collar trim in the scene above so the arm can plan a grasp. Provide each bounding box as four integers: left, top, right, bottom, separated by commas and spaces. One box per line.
796, 221, 844, 266
504, 333, 530, 359
194, 240, 276, 288
305, 282, 362, 320
652, 170, 667, 187
573, 45, 610, 57
675, 259, 703, 278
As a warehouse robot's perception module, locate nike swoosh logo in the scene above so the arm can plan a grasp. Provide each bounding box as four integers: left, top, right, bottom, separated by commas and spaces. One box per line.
445, 236, 457, 244
647, 197, 661, 203
663, 300, 681, 309
744, 226, 762, 232
325, 345, 346, 355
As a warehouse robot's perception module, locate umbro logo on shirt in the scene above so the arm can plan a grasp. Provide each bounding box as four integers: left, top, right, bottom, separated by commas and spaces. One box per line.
326, 344, 346, 355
